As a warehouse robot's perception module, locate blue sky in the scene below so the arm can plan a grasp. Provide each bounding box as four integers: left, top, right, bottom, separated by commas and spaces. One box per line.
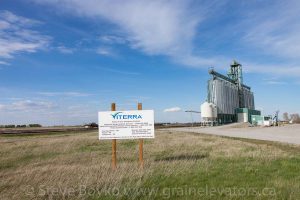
0, 0, 300, 125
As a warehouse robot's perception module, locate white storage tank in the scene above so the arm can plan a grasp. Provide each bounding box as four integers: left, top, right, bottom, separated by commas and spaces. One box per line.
201, 101, 217, 121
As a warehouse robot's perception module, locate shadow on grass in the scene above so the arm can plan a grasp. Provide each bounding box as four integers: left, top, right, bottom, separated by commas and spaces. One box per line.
154, 153, 209, 162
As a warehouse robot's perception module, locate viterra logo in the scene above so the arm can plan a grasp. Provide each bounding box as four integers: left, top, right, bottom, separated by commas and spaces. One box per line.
111, 112, 142, 120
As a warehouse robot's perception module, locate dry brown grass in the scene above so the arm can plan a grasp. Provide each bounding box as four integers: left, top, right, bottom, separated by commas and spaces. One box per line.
0, 130, 299, 200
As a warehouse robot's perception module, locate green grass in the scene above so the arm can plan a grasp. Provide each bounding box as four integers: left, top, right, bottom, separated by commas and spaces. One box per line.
90, 156, 300, 200
1, 130, 300, 199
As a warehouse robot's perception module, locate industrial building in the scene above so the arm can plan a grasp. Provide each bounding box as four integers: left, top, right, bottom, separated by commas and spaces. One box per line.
201, 61, 261, 124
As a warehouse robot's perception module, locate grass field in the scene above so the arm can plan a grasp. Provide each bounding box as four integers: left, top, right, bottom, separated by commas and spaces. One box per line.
1, 130, 300, 199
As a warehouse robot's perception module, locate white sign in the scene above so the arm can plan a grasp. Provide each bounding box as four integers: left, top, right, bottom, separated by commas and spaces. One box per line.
98, 110, 155, 140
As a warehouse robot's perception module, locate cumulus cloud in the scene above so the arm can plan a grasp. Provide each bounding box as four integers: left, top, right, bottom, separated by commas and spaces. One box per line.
164, 107, 182, 112
0, 11, 50, 60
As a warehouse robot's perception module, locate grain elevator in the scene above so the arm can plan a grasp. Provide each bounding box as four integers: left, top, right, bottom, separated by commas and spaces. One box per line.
201, 61, 261, 124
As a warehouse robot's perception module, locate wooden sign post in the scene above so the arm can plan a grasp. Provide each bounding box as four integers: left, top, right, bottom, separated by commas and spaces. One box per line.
138, 103, 144, 169
111, 103, 117, 170
99, 103, 154, 170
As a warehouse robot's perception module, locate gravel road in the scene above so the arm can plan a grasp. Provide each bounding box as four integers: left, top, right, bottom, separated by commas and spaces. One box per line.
169, 124, 300, 145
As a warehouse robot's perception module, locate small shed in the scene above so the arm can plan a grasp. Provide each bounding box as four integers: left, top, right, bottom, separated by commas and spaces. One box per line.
235, 108, 261, 123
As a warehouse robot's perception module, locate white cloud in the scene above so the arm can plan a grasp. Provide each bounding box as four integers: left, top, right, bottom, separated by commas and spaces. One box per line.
38, 92, 91, 97
31, 0, 300, 77
57, 46, 74, 54
99, 35, 127, 44
32, 0, 220, 67
0, 11, 50, 59
0, 10, 41, 26
0, 99, 98, 125
0, 60, 10, 65
164, 107, 182, 112
242, 0, 300, 59
97, 66, 140, 75
243, 62, 300, 77
261, 77, 288, 85
0, 100, 55, 111
96, 47, 115, 57
265, 81, 287, 85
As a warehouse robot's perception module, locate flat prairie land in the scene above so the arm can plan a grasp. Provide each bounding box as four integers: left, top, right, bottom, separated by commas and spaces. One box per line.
1, 129, 300, 200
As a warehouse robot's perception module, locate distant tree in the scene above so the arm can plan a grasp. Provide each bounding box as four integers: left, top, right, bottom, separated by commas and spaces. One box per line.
91, 122, 98, 128
290, 113, 300, 123
16, 125, 27, 128
283, 112, 289, 121
84, 122, 98, 128
4, 125, 15, 128
28, 124, 42, 127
